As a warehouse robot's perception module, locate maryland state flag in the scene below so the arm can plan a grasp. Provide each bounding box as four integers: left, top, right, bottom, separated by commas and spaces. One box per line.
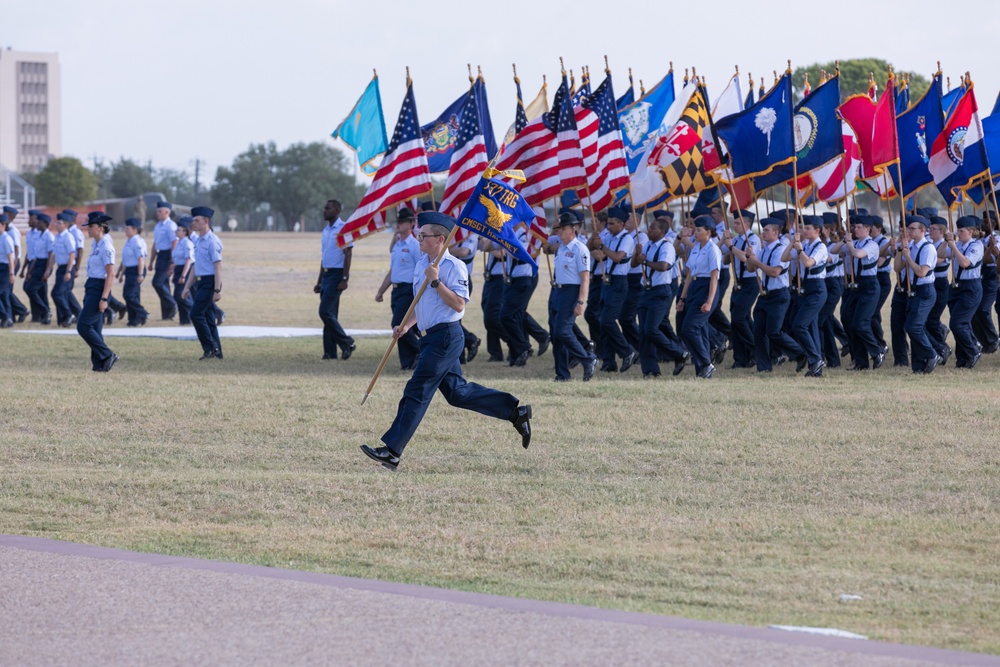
648, 84, 717, 199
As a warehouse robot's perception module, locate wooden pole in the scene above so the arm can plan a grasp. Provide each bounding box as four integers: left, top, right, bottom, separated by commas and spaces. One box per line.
361, 222, 460, 405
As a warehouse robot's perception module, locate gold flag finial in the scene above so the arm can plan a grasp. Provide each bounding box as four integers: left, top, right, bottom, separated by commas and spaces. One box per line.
691, 65, 698, 79
542, 74, 547, 86
559, 57, 565, 75
373, 68, 377, 79
735, 64, 739, 76
786, 59, 792, 75
834, 60, 840, 76
604, 55, 610, 74
405, 66, 411, 86
773, 70, 778, 84
668, 61, 674, 73
639, 79, 646, 96
683, 68, 689, 84
747, 71, 753, 88
477, 65, 483, 79
819, 69, 827, 84
936, 60, 942, 75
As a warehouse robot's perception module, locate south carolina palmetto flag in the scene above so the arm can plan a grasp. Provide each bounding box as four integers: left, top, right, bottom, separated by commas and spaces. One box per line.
337, 79, 432, 247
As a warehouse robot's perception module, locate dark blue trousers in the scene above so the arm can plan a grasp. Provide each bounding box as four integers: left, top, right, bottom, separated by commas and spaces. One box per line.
381, 321, 519, 455
928, 277, 951, 356
77, 277, 114, 368
890, 283, 909, 366
819, 277, 845, 367
709, 268, 732, 340
67, 267, 81, 317
584, 278, 604, 361
152, 252, 177, 319
25, 260, 50, 321
391, 283, 419, 369
729, 278, 758, 366
523, 275, 548, 346
123, 266, 149, 326
753, 287, 802, 371
619, 274, 642, 351
548, 285, 594, 380
481, 275, 506, 360
319, 268, 353, 357
681, 279, 717, 372
0, 263, 11, 322
843, 277, 882, 368
51, 265, 73, 324
639, 284, 686, 375
599, 275, 633, 365
872, 271, 891, 348
191, 278, 222, 354
972, 265, 999, 350
791, 278, 826, 365
500, 276, 533, 358
172, 266, 193, 324
906, 283, 936, 371
949, 280, 982, 366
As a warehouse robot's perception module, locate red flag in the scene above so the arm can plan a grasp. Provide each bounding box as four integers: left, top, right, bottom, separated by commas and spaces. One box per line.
871, 74, 899, 172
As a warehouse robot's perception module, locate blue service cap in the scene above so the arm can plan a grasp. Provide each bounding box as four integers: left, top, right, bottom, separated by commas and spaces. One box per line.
2, 205, 17, 215
905, 214, 930, 228
396, 207, 415, 222
85, 211, 112, 226
125, 217, 142, 228
821, 212, 840, 226
607, 206, 629, 222
155, 201, 172, 210
191, 206, 214, 219
56, 212, 75, 223
36, 213, 51, 224
693, 215, 715, 230
177, 216, 193, 229
652, 209, 674, 220
416, 210, 455, 232
957, 215, 981, 229
760, 217, 783, 229
802, 215, 824, 227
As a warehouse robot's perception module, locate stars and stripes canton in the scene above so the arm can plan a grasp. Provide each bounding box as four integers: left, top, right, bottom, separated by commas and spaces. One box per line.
571, 77, 591, 107
495, 77, 585, 207
439, 88, 488, 221
337, 82, 432, 247
655, 85, 718, 199
575, 73, 630, 212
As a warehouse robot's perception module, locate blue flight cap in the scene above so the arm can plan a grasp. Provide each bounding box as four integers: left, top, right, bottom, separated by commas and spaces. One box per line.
416, 210, 455, 232
929, 215, 948, 227
771, 209, 789, 222
2, 205, 17, 215
191, 206, 214, 219
177, 216, 192, 229
56, 212, 74, 223
690, 204, 711, 218
760, 217, 783, 230
905, 215, 930, 228
736, 210, 755, 222
85, 211, 112, 226
821, 212, 840, 226
870, 215, 885, 229
36, 213, 51, 224
849, 214, 872, 227
125, 217, 142, 228
62, 208, 78, 217
652, 210, 674, 220
802, 215, 823, 228
420, 201, 439, 212
0, 214, 8, 224
156, 201, 172, 210
693, 215, 715, 230
853, 207, 869, 215
396, 207, 415, 222
956, 215, 980, 229
28, 209, 41, 216
607, 206, 629, 222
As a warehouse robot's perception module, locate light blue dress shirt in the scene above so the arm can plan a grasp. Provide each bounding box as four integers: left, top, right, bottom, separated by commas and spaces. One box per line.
554, 236, 590, 285
413, 250, 468, 330
87, 236, 115, 279
53, 229, 76, 265
154, 219, 178, 252
760, 239, 790, 289
194, 231, 223, 277
122, 235, 148, 267
390, 234, 420, 283
172, 236, 194, 266
321, 218, 351, 269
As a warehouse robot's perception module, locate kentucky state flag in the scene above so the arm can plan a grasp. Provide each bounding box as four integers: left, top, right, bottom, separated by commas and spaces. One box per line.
456, 175, 538, 275
891, 74, 944, 198
753, 74, 844, 191
929, 85, 990, 205
715, 73, 795, 183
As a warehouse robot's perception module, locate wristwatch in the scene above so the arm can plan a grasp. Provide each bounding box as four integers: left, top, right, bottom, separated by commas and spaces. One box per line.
430, 279, 440, 289
575, 300, 584, 305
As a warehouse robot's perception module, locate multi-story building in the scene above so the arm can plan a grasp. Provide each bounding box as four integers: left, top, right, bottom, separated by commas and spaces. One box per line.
0, 48, 61, 174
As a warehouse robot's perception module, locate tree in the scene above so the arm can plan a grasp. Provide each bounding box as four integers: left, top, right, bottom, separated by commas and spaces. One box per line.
155, 168, 197, 204
213, 142, 365, 231
792, 58, 930, 103
107, 157, 157, 198
34, 157, 98, 207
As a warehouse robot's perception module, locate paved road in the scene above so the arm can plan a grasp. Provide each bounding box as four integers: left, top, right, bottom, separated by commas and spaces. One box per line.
2, 535, 996, 666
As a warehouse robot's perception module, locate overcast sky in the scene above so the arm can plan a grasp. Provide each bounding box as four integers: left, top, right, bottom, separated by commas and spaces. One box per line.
7, 0, 999, 185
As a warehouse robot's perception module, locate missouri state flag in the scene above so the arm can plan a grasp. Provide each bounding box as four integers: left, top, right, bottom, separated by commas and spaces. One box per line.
929, 85, 990, 204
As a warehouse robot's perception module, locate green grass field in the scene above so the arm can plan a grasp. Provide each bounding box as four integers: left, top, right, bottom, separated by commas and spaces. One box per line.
2, 232, 998, 654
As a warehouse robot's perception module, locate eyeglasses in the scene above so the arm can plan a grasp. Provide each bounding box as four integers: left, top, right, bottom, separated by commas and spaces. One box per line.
417, 233, 442, 240
907, 226, 923, 231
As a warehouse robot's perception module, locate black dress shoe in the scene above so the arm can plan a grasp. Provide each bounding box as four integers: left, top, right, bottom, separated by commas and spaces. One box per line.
796, 355, 808, 372
940, 346, 953, 364
510, 404, 532, 449
807, 360, 826, 377
697, 364, 715, 379
967, 352, 982, 369
101, 353, 120, 372
712, 344, 727, 366
41, 316, 51, 325
921, 355, 941, 374
487, 355, 505, 362
586, 341, 596, 355
600, 363, 618, 373
620, 350, 638, 373
199, 350, 218, 360
511, 350, 529, 367
466, 338, 480, 363
673, 352, 689, 376
840, 345, 850, 358
986, 341, 1000, 354
643, 372, 661, 379
583, 357, 597, 382
873, 352, 885, 369
116, 307, 126, 320
536, 335, 550, 357
16, 312, 26, 323
553, 376, 570, 382
774, 354, 788, 366
214, 350, 224, 360
322, 354, 334, 360
341, 342, 356, 361
360, 444, 400, 470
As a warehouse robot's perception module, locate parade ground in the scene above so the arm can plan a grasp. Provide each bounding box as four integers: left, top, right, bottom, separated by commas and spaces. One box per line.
3, 232, 999, 659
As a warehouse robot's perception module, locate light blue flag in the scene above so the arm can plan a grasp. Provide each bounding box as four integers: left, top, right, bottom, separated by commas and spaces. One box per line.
618, 70, 675, 174
332, 76, 388, 176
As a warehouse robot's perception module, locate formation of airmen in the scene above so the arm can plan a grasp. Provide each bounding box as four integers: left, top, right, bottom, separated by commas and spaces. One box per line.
0, 203, 225, 370
322, 198, 999, 381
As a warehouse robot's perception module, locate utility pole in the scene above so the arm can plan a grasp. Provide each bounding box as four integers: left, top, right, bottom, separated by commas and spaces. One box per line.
193, 157, 201, 197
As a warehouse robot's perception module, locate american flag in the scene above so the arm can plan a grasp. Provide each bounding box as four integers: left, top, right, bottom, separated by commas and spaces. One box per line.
495, 76, 585, 207
439, 87, 488, 220
337, 80, 432, 247
575, 73, 630, 212
526, 206, 549, 259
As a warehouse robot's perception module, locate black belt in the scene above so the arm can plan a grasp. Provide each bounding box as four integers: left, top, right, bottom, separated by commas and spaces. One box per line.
419, 321, 457, 336
195, 276, 214, 282
322, 267, 343, 274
